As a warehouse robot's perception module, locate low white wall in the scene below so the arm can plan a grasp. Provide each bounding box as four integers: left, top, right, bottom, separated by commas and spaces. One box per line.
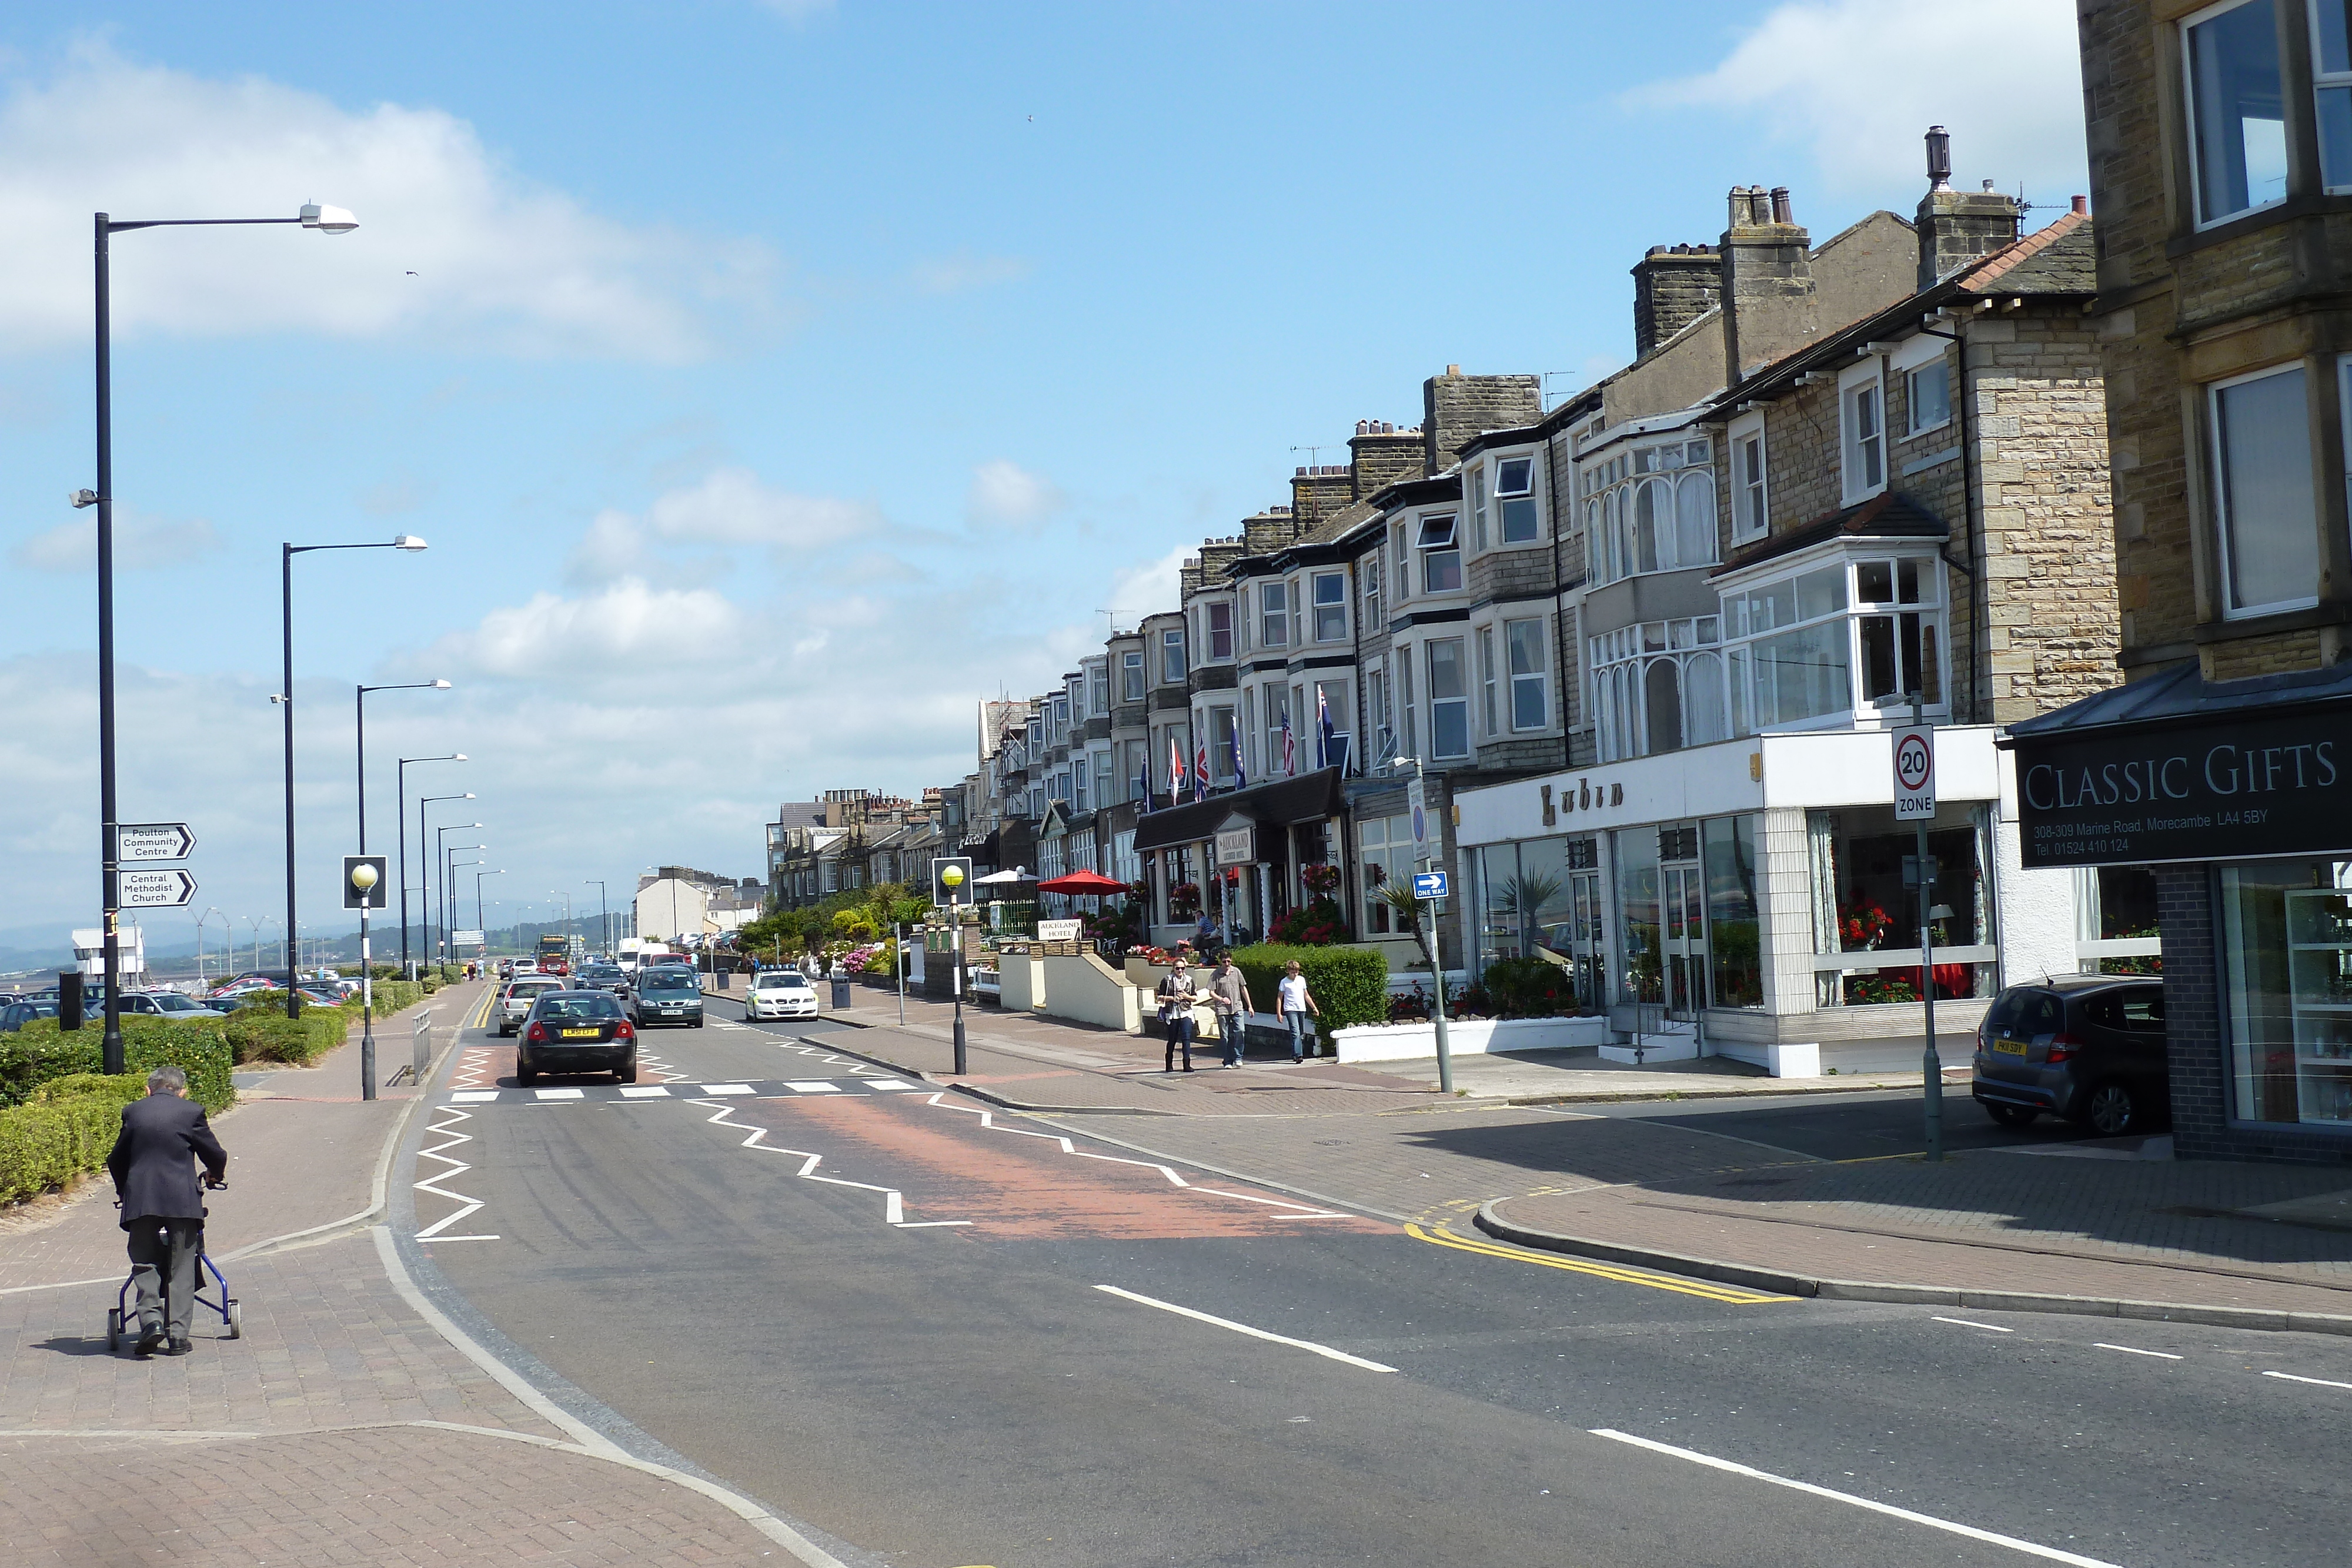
999, 955, 1045, 1011
1334, 1014, 1609, 1064
1040, 954, 1144, 1034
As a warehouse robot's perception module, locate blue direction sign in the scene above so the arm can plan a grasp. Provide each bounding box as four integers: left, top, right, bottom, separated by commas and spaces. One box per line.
1411, 870, 1449, 901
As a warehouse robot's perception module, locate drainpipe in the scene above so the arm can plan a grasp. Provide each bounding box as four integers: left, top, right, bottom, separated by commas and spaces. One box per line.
1548, 426, 1572, 769
1917, 317, 1983, 724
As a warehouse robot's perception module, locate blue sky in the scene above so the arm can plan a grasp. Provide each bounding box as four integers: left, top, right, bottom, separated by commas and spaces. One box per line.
0, 0, 2086, 954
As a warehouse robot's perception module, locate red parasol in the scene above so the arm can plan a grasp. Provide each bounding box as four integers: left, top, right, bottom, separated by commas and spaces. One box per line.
1034, 870, 1130, 895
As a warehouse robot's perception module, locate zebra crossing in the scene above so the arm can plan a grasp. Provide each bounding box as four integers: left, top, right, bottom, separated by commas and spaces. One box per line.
446, 1076, 917, 1106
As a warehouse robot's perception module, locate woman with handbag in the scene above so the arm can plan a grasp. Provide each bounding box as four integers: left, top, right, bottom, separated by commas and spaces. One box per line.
1155, 961, 1199, 1073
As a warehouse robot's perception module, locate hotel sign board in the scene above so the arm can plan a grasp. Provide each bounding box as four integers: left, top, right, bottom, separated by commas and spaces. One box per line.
2012, 708, 2352, 868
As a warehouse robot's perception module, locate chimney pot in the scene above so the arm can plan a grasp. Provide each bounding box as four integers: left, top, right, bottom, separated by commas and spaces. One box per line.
2072, 194, 2089, 215
1445, 364, 1460, 376
1925, 125, 1952, 192
1982, 179, 1997, 193
1769, 186, 1792, 225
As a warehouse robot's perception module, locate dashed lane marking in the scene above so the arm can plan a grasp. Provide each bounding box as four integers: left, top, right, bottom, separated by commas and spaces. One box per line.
1588, 1429, 2125, 1567
1405, 1223, 1795, 1305
2265, 1370, 2352, 1391
620, 1086, 673, 1098
1093, 1285, 1396, 1373
786, 1081, 844, 1093
1932, 1316, 2015, 1333
2093, 1342, 2183, 1360
449, 1091, 499, 1104
533, 1088, 585, 1101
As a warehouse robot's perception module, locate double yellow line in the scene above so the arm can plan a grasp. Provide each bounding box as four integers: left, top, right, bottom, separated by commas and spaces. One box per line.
465, 982, 496, 1033
1405, 1222, 1794, 1305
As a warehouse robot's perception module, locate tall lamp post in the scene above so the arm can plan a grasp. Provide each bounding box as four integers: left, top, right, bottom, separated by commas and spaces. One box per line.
449, 858, 486, 955
75, 201, 358, 1072
419, 799, 476, 968
399, 761, 467, 978
586, 880, 609, 958
547, 891, 572, 967
354, 681, 447, 1097
476, 870, 505, 944
276, 534, 427, 1019
436, 829, 483, 962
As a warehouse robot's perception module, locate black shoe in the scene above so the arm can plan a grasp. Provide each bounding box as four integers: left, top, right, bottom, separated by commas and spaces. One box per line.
134, 1327, 164, 1358
162, 1338, 193, 1357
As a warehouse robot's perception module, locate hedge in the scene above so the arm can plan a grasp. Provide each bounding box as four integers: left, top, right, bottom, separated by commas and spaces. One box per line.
0, 1018, 235, 1112
1228, 943, 1388, 1049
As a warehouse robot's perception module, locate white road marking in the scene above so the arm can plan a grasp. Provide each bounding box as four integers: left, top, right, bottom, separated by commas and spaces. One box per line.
686, 1098, 972, 1229
699, 1084, 754, 1095
533, 1088, 585, 1101
925, 1094, 1350, 1220
1587, 1429, 2125, 1567
449, 1091, 499, 1104
787, 1081, 844, 1093
619, 1086, 673, 1098
2264, 1369, 2352, 1390
2092, 1342, 2183, 1360
413, 1106, 490, 1241
1931, 1316, 2015, 1333
867, 1078, 913, 1091
1093, 1285, 1396, 1373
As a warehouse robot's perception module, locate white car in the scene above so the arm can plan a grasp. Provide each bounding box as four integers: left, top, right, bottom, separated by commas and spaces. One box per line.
744, 968, 818, 1021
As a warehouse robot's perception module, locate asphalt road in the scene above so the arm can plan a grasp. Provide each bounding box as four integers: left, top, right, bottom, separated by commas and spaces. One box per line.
405, 994, 2352, 1568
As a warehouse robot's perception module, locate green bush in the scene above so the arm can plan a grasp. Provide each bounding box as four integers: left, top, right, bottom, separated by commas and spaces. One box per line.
37, 1072, 146, 1106
1229, 943, 1388, 1048
0, 1093, 128, 1205
1479, 955, 1585, 1018
0, 1017, 233, 1112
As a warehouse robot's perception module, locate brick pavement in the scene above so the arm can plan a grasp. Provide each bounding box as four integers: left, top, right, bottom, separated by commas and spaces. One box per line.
0, 979, 817, 1566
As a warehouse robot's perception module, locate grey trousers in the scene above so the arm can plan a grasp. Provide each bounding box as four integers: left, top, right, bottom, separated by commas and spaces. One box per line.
126, 1218, 203, 1338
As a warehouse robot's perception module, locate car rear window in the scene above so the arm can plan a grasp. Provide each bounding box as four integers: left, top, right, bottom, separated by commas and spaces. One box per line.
536, 995, 622, 1019
1989, 988, 2062, 1037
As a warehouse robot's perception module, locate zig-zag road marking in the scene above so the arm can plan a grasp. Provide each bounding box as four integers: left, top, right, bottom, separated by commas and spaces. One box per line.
686, 1098, 971, 1229
449, 1045, 493, 1092
413, 1104, 497, 1241
922, 1094, 1351, 1221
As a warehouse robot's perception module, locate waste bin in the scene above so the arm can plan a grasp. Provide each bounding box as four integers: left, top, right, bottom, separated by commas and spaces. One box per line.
830, 977, 851, 1009
716, 968, 730, 991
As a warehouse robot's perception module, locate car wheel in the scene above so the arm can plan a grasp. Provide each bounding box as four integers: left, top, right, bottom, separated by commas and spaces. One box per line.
1984, 1103, 2037, 1130
617, 1054, 637, 1084
693, 1017, 704, 1029
516, 1054, 538, 1086
2079, 1079, 2139, 1137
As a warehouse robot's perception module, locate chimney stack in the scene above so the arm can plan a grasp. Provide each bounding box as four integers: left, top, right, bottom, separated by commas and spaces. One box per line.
1349, 420, 1426, 499
1719, 183, 1814, 383
1915, 126, 2022, 290
1422, 368, 1543, 472
1632, 243, 1722, 359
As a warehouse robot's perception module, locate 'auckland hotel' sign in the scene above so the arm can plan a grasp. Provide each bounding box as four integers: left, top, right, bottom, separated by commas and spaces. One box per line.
2014, 708, 2352, 868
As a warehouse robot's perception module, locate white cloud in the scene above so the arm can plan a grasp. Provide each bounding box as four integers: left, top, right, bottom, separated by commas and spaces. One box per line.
11, 507, 223, 571
907, 251, 1032, 295
426, 579, 751, 679
0, 44, 781, 360
564, 469, 883, 586
965, 459, 1065, 528
1626, 1, 2088, 207
1107, 542, 1189, 631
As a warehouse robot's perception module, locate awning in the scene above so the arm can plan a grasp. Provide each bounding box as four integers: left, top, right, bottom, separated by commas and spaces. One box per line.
1133, 767, 1345, 853
2002, 660, 2352, 868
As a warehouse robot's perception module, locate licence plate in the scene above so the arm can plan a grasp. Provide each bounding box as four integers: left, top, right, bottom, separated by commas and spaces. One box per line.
560, 1027, 600, 1039
1991, 1038, 2028, 1057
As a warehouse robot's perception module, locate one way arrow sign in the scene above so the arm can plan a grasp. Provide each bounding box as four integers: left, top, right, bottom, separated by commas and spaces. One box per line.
119, 868, 196, 908
116, 823, 196, 861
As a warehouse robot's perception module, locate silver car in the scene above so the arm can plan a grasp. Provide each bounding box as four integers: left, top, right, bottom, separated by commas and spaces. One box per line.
496, 975, 567, 1037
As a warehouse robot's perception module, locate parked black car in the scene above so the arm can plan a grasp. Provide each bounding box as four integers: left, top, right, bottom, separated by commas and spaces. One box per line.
1973, 974, 2168, 1136
516, 991, 638, 1084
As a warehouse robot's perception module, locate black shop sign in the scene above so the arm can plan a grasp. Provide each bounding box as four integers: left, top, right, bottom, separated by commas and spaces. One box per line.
2014, 707, 2352, 868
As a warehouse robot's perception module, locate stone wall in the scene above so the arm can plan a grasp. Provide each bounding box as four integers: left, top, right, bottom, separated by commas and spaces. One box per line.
1632, 245, 1719, 359
1349, 427, 1425, 499
1424, 370, 1543, 470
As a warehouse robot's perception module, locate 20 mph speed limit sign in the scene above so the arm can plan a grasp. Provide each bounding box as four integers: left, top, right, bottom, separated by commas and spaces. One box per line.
1892, 724, 1936, 821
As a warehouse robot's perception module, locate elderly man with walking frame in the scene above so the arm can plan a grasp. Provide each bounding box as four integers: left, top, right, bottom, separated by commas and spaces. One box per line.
106, 1064, 228, 1358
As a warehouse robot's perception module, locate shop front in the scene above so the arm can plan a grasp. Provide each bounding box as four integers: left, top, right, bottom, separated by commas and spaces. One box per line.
1455, 726, 2074, 1075
1132, 768, 1346, 950
2005, 662, 2352, 1164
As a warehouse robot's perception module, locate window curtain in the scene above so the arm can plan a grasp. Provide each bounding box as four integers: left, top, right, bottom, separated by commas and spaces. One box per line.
1808, 811, 1841, 1007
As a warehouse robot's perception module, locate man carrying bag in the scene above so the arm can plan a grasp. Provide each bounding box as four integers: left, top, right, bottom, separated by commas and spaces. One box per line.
1155, 960, 1199, 1074
106, 1064, 228, 1358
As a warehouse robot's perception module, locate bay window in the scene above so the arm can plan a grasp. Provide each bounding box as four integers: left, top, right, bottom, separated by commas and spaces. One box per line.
1586, 437, 1714, 584
1161, 628, 1186, 683
1720, 554, 1949, 732
1419, 516, 1462, 593
1508, 616, 1549, 730
1312, 571, 1346, 641
1470, 466, 1489, 551
1260, 581, 1289, 647
1207, 601, 1234, 661
1855, 559, 1944, 708
1122, 650, 1144, 702
2185, 0, 2288, 225
1496, 456, 1539, 543
1478, 626, 1499, 736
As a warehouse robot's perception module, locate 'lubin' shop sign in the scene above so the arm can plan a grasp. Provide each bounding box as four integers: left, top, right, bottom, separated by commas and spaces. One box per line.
2014, 709, 2352, 868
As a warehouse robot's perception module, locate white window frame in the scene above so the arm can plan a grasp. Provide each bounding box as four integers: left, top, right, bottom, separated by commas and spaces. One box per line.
1312, 570, 1347, 641
1469, 466, 1490, 552
1260, 581, 1289, 648
1418, 513, 1461, 594
1206, 600, 1233, 661
2184, 0, 2293, 229
1897, 332, 1953, 437
1729, 411, 1768, 542
1073, 757, 1089, 811
1426, 636, 1469, 760
1392, 523, 1410, 602
1361, 551, 1382, 631
1506, 616, 1549, 731
2211, 359, 2321, 620
1840, 360, 1889, 505
1161, 627, 1187, 683
1122, 650, 1144, 702
1495, 454, 1540, 544
1478, 625, 1499, 737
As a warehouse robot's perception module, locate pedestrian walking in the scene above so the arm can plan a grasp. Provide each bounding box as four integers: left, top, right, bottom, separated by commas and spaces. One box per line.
1277, 959, 1321, 1062
1155, 960, 1199, 1073
1206, 951, 1254, 1067
105, 1065, 228, 1358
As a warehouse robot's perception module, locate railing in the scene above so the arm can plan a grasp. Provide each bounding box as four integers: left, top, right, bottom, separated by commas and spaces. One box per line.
388, 1008, 433, 1088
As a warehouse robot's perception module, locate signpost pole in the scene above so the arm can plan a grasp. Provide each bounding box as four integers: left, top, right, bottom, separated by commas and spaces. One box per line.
1425, 888, 1454, 1095
895, 922, 906, 1026
1894, 694, 1943, 1164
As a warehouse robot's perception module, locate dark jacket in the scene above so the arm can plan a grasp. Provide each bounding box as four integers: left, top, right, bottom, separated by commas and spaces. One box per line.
106, 1092, 228, 1228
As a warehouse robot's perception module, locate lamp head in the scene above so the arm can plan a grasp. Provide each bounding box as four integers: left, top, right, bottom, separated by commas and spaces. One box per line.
453, 754, 468, 762
431, 678, 452, 690
391, 534, 427, 552
69, 489, 97, 509
299, 202, 359, 235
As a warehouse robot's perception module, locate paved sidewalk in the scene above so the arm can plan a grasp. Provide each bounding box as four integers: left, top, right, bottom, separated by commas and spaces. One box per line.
0, 981, 823, 1567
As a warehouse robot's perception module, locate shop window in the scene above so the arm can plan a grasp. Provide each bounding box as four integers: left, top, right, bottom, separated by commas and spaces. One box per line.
1419, 516, 1462, 593
1703, 816, 1762, 1008
1357, 814, 1414, 935
2221, 860, 2352, 1129
1615, 827, 1661, 1007
1807, 805, 1990, 1006
1497, 457, 1539, 543
2210, 362, 2318, 617
2185, 0, 2288, 226
1428, 637, 1469, 758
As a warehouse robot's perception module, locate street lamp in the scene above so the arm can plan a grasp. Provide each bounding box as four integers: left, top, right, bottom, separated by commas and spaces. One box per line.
78, 202, 358, 1072
400, 764, 467, 977
353, 680, 448, 1098
276, 534, 427, 1021
586, 879, 609, 958
476, 869, 505, 941
443, 839, 485, 954
548, 890, 572, 967
425, 811, 478, 965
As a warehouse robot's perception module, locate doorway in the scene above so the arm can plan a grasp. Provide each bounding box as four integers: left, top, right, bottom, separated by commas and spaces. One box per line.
1659, 824, 1706, 1018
